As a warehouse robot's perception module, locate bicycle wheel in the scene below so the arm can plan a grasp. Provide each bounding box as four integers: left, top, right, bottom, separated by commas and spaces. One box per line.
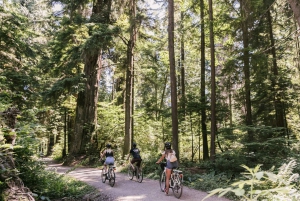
159, 171, 166, 192
101, 169, 106, 183
128, 166, 134, 180
137, 168, 143, 183
172, 179, 183, 198
109, 170, 115, 187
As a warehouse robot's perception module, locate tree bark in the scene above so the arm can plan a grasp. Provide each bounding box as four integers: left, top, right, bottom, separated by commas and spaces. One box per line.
266, 6, 286, 134
241, 0, 253, 142
168, 0, 179, 161
180, 11, 186, 118
200, 0, 209, 161
70, 0, 111, 155
208, 0, 216, 161
124, 0, 137, 157
288, 0, 300, 28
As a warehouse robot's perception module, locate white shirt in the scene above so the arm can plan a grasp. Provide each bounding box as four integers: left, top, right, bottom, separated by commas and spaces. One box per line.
162, 150, 176, 161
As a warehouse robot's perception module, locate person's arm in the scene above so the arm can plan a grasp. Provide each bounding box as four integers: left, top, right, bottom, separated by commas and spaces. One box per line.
127, 149, 132, 160
156, 154, 166, 164
101, 150, 105, 158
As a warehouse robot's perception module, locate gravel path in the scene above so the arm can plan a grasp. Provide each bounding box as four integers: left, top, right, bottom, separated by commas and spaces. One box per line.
45, 159, 231, 201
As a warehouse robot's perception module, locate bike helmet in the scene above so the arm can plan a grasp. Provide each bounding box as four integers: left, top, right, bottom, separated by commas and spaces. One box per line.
164, 142, 171, 149
106, 144, 111, 148
133, 142, 137, 148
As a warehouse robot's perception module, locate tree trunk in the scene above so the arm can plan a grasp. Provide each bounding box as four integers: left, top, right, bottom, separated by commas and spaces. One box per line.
168, 0, 179, 161
71, 53, 101, 154
82, 52, 101, 149
288, 0, 300, 28
265, 6, 286, 136
208, 0, 216, 161
200, 0, 209, 161
241, 0, 253, 142
180, 11, 186, 118
71, 92, 84, 154
124, 0, 136, 157
70, 0, 111, 155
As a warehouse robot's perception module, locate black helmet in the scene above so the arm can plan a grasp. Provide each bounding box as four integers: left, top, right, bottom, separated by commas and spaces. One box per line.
133, 143, 137, 148
164, 142, 171, 149
106, 144, 111, 148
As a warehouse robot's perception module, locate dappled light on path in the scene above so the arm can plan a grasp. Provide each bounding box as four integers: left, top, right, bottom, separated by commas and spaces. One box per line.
45, 158, 231, 201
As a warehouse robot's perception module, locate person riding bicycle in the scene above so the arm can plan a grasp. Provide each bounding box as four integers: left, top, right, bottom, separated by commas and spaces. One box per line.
127, 142, 142, 171
100, 144, 115, 174
156, 142, 178, 195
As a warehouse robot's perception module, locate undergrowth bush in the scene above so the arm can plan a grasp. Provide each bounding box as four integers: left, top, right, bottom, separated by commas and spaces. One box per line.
202, 160, 300, 201
51, 143, 63, 161
12, 146, 97, 200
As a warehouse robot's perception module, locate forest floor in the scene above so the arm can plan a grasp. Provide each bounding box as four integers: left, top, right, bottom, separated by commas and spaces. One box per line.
45, 158, 232, 201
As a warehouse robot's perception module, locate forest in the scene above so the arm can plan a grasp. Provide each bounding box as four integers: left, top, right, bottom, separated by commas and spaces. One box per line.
1, 0, 300, 200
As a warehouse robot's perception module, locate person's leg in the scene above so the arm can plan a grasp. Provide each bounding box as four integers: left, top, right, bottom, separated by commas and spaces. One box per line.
165, 168, 171, 194
103, 164, 107, 173
136, 159, 141, 167
130, 159, 135, 170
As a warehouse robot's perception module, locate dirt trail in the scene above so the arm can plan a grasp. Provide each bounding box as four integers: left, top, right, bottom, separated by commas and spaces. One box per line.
45, 158, 231, 201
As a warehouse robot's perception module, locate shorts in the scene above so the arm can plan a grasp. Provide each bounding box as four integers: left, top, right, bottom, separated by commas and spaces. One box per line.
131, 158, 142, 167
166, 160, 178, 169
105, 156, 115, 165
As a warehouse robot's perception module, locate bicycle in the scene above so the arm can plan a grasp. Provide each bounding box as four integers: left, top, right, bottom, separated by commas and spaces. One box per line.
127, 161, 143, 183
101, 163, 116, 187
159, 162, 183, 198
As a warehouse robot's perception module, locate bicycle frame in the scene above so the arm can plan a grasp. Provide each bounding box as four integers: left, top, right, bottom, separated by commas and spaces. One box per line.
128, 161, 143, 183
101, 164, 116, 187
159, 165, 183, 198
170, 169, 183, 188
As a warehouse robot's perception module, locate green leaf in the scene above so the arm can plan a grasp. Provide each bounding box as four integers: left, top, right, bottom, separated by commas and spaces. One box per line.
232, 188, 245, 196
265, 172, 277, 182
219, 187, 232, 197
255, 172, 264, 180
201, 188, 226, 201
253, 164, 262, 173
240, 164, 253, 174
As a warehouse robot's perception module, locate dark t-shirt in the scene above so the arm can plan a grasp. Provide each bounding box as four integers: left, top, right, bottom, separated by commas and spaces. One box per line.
130, 148, 141, 159
105, 149, 114, 157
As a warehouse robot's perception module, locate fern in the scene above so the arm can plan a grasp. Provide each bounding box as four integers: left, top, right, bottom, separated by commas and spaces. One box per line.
202, 160, 300, 201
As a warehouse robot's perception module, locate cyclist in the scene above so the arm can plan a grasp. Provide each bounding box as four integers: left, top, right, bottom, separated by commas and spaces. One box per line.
100, 144, 115, 174
156, 142, 178, 195
127, 142, 142, 171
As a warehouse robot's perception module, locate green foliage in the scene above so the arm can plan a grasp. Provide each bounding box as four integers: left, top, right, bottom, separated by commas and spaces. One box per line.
51, 143, 63, 161
96, 102, 124, 153
0, 180, 5, 196
202, 160, 300, 201
13, 146, 96, 200
32, 170, 95, 199
213, 151, 248, 174
186, 171, 235, 199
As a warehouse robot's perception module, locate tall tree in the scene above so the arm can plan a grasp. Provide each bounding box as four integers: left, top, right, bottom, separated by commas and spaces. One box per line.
71, 0, 115, 155
240, 0, 253, 143
265, 3, 286, 132
180, 11, 186, 117
124, 0, 137, 157
200, 0, 209, 160
168, 0, 179, 160
208, 0, 216, 161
